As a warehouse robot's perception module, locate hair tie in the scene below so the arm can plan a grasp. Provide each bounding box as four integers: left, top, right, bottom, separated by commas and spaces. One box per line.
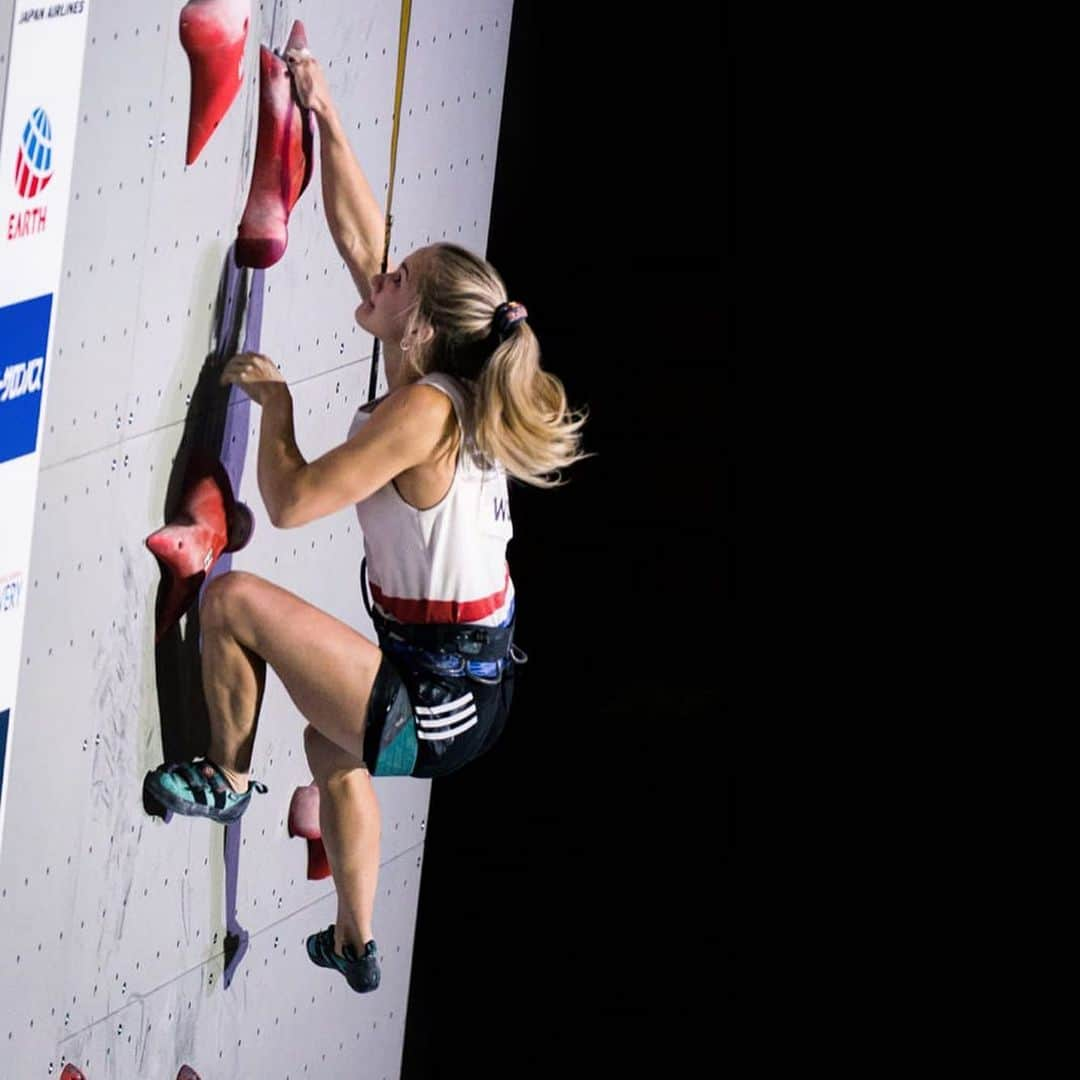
493, 300, 528, 339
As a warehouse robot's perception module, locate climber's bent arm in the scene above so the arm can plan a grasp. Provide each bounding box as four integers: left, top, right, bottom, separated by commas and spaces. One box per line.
273, 383, 453, 530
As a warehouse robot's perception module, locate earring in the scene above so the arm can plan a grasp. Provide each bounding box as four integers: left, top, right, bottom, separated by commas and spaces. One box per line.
400, 341, 410, 352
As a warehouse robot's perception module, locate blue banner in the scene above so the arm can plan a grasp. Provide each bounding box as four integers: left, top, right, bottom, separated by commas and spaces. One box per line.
0, 293, 52, 463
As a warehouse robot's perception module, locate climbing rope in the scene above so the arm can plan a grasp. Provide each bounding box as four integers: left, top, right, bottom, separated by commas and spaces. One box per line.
368, 0, 414, 401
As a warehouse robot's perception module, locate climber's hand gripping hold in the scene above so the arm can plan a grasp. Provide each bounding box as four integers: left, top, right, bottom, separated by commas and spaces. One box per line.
283, 45, 332, 118
220, 351, 288, 406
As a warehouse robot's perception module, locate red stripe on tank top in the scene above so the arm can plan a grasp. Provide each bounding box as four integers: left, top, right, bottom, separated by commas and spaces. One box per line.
371, 565, 511, 624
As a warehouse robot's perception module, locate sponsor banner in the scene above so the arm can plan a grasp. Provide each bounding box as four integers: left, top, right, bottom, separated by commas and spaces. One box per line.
0, 1, 90, 851
1, 292, 52, 462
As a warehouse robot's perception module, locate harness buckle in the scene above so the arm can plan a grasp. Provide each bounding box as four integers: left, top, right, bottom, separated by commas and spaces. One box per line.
458, 629, 488, 656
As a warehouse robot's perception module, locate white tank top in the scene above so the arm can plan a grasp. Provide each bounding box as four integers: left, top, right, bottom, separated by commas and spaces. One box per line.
347, 372, 515, 627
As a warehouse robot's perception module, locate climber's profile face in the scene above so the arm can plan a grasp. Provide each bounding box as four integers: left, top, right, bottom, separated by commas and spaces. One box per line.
355, 246, 432, 346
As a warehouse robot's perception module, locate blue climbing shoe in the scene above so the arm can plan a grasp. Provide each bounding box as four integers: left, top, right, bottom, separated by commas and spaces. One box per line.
143, 756, 268, 824
307, 924, 381, 993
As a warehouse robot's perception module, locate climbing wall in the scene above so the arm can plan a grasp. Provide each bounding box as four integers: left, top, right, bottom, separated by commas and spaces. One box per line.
0, 1, 515, 1077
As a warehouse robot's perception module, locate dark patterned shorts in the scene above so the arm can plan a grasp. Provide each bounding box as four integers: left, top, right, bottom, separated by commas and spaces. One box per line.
363, 649, 518, 778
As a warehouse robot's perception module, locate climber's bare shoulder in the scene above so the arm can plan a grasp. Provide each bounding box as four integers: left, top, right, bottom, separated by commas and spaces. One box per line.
276, 383, 455, 527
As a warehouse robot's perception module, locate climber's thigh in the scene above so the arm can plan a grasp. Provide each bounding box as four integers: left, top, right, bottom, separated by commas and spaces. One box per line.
200, 571, 381, 760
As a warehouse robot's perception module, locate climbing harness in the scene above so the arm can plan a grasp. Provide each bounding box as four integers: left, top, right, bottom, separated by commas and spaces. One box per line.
360, 557, 528, 681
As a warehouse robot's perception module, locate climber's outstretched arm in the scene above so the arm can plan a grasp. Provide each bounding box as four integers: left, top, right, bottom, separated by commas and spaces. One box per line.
285, 47, 385, 300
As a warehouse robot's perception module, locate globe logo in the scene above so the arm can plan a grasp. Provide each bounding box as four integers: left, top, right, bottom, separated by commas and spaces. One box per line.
15, 107, 53, 199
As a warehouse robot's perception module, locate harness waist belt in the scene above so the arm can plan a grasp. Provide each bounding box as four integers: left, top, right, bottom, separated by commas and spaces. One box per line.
361, 556, 514, 661
371, 607, 514, 661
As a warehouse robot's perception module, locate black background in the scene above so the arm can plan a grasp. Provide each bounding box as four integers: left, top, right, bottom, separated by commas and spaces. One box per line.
401, 4, 732, 1076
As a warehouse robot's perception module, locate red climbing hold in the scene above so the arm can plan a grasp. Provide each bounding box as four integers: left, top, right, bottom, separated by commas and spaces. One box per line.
177, 1066, 202, 1080
59, 1066, 87, 1080
307, 835, 331, 880
289, 783, 331, 879
179, 0, 250, 166
289, 782, 320, 837
146, 449, 254, 643
235, 20, 316, 269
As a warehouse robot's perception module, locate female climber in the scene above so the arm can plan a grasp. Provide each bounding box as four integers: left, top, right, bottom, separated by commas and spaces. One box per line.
143, 44, 589, 994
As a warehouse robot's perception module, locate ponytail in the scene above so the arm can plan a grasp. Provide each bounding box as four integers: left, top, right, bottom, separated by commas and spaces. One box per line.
405, 243, 593, 487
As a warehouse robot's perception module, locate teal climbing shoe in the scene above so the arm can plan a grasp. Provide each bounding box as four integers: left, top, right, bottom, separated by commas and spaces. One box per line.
307, 924, 381, 993
143, 757, 268, 824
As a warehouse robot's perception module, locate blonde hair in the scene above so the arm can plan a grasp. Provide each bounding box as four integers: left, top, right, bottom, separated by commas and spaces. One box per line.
399, 243, 592, 489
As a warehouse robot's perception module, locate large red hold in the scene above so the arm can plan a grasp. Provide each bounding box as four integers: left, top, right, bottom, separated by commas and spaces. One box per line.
179, 0, 250, 165
146, 449, 254, 643
235, 20, 316, 269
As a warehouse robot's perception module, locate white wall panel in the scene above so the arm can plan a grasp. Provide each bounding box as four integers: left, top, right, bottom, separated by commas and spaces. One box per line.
51, 845, 423, 1080
390, 4, 513, 261
0, 1, 515, 1075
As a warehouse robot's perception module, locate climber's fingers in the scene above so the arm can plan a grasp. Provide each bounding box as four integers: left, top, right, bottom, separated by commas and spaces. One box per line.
284, 47, 331, 116
220, 352, 288, 405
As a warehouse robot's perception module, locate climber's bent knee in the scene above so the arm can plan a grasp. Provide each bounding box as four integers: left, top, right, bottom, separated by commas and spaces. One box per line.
199, 569, 260, 632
